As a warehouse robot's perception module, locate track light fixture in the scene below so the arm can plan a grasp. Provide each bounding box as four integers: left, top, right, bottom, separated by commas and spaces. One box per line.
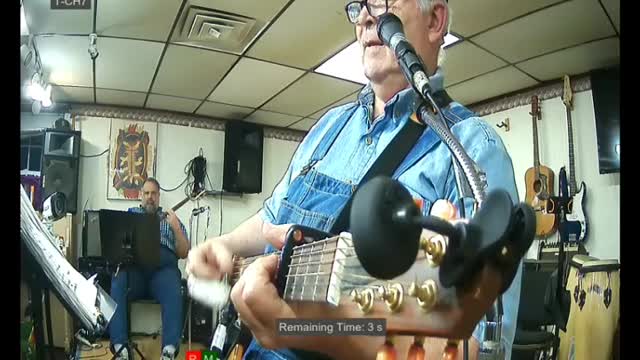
88, 33, 99, 60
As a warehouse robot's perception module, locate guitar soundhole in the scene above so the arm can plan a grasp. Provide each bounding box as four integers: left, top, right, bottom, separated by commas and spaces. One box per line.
533, 180, 542, 193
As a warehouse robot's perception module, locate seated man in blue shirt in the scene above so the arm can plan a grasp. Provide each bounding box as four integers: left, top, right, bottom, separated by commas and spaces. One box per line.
109, 177, 190, 360
186, 0, 522, 359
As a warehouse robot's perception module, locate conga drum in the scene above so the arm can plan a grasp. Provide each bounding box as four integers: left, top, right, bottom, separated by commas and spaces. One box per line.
559, 255, 620, 360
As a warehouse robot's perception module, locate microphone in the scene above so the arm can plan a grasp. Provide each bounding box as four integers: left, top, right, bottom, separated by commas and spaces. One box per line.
350, 176, 535, 291
377, 13, 432, 98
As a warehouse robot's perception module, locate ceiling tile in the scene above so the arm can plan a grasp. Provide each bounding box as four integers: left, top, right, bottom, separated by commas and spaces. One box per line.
449, 0, 559, 37
170, 0, 289, 54
52, 86, 94, 104
188, 0, 289, 21
37, 36, 93, 87
146, 94, 201, 113
23, 0, 92, 34
288, 118, 318, 131
262, 73, 362, 116
309, 91, 360, 119
517, 38, 619, 81
96, 89, 147, 107
245, 110, 302, 128
471, 0, 616, 63
246, 0, 355, 69
441, 42, 507, 87
208, 58, 304, 108
152, 45, 238, 99
95, 38, 164, 92
196, 101, 255, 120
600, 0, 620, 33
446, 67, 538, 106
96, 0, 183, 42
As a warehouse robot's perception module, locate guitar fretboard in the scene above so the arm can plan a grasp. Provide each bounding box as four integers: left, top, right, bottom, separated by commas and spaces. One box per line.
531, 97, 541, 171
565, 106, 577, 196
229, 236, 369, 305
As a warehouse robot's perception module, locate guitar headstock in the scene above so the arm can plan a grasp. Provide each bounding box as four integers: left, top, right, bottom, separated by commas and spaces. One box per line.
562, 74, 573, 109
530, 95, 541, 119
280, 180, 534, 358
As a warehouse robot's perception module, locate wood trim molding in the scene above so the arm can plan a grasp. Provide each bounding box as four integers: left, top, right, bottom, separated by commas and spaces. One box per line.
69, 104, 307, 142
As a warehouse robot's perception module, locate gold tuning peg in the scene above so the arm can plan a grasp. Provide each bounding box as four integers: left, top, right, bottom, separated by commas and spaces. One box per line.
376, 336, 397, 360
419, 235, 446, 267
407, 336, 425, 360
442, 340, 459, 360
376, 283, 404, 312
408, 280, 438, 311
350, 288, 374, 314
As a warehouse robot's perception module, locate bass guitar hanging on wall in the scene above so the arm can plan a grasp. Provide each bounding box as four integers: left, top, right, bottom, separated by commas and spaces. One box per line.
558, 75, 588, 243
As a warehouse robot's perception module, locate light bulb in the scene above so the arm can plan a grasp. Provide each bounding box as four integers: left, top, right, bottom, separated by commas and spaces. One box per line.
28, 83, 44, 101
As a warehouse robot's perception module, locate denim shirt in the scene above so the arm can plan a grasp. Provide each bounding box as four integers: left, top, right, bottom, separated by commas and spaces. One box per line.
260, 69, 522, 359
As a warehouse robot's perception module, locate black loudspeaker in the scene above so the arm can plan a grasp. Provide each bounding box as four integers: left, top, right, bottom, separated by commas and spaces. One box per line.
223, 121, 264, 194
42, 130, 81, 214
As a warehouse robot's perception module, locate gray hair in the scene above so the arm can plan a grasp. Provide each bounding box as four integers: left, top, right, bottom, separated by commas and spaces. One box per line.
417, 0, 452, 66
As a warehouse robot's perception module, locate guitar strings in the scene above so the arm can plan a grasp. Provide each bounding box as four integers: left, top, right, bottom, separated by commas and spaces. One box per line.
231, 250, 429, 283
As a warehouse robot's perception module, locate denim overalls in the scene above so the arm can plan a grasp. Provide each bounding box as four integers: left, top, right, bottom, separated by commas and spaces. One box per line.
242, 96, 485, 359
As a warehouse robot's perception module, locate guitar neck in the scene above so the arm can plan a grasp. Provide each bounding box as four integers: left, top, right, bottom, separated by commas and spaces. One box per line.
171, 190, 205, 212
532, 112, 540, 169
231, 236, 361, 304
565, 105, 577, 195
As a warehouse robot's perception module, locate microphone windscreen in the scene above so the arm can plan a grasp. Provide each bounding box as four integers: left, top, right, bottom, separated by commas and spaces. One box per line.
350, 176, 421, 279
377, 13, 404, 47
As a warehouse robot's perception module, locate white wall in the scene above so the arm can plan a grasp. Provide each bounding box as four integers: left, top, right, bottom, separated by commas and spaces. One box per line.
20, 112, 60, 130
71, 115, 299, 275
482, 90, 620, 260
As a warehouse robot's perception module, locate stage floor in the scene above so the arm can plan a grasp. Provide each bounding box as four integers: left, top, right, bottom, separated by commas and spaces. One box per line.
78, 335, 208, 359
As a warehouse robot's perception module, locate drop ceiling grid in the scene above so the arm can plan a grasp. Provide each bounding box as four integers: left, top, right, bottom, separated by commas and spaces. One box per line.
25, 0, 619, 125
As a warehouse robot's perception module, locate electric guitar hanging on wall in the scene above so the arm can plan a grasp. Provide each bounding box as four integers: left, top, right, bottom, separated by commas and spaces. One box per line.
559, 75, 588, 243
524, 95, 557, 237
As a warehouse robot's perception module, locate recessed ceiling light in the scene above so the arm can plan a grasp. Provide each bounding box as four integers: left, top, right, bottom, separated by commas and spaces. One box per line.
316, 34, 463, 84
443, 33, 461, 48
315, 41, 368, 85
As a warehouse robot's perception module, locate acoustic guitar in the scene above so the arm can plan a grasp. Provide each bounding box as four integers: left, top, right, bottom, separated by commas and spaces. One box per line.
559, 75, 588, 243
160, 189, 206, 219
189, 178, 536, 359
524, 95, 557, 237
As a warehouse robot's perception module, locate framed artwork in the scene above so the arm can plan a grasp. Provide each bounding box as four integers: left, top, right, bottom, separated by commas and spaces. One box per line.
107, 119, 158, 200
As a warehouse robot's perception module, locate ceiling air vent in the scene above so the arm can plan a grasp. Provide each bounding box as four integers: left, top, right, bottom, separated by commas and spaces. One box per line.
172, 5, 264, 55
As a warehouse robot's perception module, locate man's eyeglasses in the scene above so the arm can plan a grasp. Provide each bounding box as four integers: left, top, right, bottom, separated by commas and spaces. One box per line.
344, 0, 392, 24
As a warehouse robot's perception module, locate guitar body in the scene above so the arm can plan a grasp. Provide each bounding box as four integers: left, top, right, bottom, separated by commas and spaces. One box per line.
524, 165, 557, 237
194, 180, 536, 359
228, 344, 244, 360
558, 167, 583, 243
565, 181, 588, 242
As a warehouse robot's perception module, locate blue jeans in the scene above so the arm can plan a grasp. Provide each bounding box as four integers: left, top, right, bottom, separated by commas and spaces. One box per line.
108, 246, 183, 351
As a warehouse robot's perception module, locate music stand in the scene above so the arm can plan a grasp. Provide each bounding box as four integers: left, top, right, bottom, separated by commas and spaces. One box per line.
98, 210, 161, 360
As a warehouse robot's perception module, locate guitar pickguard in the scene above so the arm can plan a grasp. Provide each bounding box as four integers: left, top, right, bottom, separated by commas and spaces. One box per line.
565, 183, 588, 242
